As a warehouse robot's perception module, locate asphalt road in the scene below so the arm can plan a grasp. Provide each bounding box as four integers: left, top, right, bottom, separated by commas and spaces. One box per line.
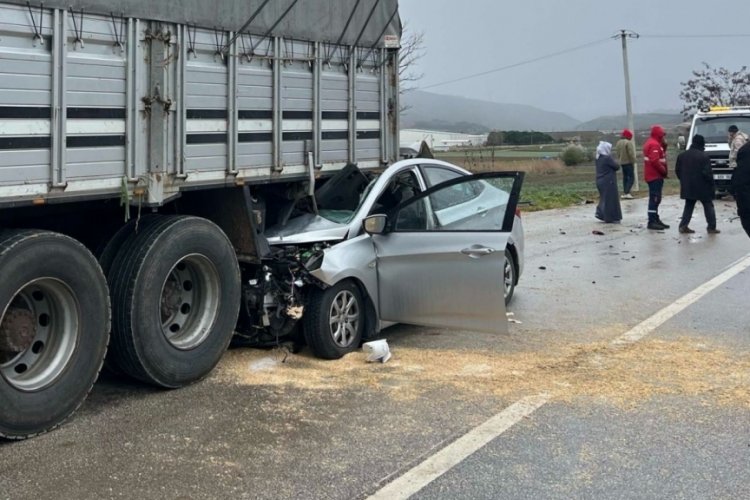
1, 194, 749, 500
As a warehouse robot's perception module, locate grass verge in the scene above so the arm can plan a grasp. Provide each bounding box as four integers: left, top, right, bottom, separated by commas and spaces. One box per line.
439, 155, 680, 212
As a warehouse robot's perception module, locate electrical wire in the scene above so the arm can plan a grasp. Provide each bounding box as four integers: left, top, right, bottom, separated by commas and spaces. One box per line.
641, 34, 750, 39
417, 37, 612, 91
414, 32, 750, 91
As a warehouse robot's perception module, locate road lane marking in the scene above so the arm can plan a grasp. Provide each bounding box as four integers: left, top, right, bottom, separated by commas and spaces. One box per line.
368, 252, 750, 500
613, 253, 750, 345
366, 394, 550, 500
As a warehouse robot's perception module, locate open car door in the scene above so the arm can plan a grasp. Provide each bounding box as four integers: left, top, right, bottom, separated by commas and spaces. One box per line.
370, 172, 524, 334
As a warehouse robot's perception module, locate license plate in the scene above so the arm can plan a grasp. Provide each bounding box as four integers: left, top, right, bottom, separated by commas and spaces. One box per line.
714, 174, 731, 180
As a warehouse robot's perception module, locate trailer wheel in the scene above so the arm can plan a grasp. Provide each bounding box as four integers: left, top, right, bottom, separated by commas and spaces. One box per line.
96, 215, 172, 279
303, 280, 364, 359
0, 230, 110, 439
95, 216, 160, 376
109, 216, 240, 388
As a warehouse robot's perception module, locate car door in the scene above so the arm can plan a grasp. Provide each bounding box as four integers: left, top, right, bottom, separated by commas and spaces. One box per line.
370, 171, 524, 334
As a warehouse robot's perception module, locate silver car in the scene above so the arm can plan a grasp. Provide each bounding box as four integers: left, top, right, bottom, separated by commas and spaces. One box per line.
259, 159, 525, 359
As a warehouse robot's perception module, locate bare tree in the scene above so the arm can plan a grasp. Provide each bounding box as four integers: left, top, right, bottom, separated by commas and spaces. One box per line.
399, 24, 425, 113
680, 63, 750, 118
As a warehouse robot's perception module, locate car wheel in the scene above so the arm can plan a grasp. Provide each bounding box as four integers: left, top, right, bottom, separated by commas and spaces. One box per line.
0, 230, 110, 439
108, 215, 241, 388
304, 280, 364, 359
503, 249, 517, 306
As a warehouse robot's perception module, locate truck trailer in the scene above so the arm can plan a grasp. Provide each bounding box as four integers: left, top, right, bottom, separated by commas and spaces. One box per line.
0, 0, 401, 439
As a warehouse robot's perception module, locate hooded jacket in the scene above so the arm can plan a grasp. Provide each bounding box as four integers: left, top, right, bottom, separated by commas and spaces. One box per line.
643, 125, 668, 182
614, 137, 636, 165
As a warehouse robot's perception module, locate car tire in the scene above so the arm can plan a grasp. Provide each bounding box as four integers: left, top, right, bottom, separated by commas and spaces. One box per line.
0, 230, 110, 439
503, 248, 517, 306
304, 280, 364, 359
108, 215, 240, 388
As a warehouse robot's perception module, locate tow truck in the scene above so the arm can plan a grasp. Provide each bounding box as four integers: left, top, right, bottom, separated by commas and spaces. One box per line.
687, 106, 750, 196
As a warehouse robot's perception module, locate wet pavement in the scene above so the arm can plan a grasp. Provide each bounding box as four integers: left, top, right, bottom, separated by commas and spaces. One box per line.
1, 195, 749, 500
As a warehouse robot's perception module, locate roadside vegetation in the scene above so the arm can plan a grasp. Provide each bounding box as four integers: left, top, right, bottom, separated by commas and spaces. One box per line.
437, 145, 680, 212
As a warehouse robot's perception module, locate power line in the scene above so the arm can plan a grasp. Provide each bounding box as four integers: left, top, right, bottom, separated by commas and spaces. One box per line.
417, 37, 611, 91
415, 32, 750, 91
641, 33, 750, 39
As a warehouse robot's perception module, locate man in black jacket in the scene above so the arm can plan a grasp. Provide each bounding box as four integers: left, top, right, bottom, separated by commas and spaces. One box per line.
675, 135, 719, 234
730, 140, 750, 238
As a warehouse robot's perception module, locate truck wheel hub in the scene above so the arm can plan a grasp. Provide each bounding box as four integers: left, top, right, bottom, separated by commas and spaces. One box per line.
0, 307, 36, 364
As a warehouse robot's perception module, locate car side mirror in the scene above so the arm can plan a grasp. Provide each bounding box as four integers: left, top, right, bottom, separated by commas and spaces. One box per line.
363, 214, 388, 235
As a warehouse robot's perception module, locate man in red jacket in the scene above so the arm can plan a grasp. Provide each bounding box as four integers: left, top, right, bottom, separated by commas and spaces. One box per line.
643, 125, 670, 230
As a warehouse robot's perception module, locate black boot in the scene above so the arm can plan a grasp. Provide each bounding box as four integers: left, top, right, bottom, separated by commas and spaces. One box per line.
657, 218, 670, 229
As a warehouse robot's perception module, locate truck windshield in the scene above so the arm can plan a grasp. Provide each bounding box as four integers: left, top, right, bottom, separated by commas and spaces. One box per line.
693, 116, 750, 143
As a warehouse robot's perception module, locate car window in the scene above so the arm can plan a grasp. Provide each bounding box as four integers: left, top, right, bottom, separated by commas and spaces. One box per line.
370, 170, 421, 216
422, 166, 462, 187
391, 174, 520, 232
422, 166, 484, 212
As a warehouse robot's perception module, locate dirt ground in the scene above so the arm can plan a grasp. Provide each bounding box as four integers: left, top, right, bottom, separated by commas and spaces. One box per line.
216, 336, 750, 412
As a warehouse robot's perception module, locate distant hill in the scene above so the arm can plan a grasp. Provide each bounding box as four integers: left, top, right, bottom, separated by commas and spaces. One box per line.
575, 112, 684, 131
400, 91, 684, 135
401, 91, 581, 132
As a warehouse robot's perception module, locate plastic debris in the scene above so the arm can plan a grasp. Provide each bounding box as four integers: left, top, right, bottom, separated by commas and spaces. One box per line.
249, 357, 279, 372
363, 339, 392, 363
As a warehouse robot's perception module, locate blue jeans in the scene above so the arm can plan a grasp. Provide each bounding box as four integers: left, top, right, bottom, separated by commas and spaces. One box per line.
621, 164, 634, 194
647, 179, 664, 223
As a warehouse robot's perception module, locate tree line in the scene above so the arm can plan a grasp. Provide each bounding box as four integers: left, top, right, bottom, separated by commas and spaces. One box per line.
486, 130, 557, 146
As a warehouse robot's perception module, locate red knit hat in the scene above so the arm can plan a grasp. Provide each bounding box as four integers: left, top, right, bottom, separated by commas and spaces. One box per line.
622, 129, 633, 140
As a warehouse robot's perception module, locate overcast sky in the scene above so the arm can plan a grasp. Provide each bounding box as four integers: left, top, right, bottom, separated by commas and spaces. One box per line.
399, 0, 750, 121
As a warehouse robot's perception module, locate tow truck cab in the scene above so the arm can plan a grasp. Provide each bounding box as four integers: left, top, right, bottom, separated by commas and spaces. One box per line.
687, 106, 750, 196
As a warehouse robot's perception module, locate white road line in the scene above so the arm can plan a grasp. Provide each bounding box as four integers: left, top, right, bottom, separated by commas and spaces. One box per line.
613, 253, 750, 345
366, 394, 550, 500
367, 252, 750, 500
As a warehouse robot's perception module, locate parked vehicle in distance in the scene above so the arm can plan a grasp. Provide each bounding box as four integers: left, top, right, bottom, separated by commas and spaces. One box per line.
261, 159, 525, 359
688, 106, 750, 196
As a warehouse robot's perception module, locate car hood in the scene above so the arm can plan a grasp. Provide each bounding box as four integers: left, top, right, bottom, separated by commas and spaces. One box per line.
264, 213, 349, 245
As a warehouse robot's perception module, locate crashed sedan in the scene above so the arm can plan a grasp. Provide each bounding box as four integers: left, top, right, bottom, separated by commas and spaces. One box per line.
237, 159, 525, 359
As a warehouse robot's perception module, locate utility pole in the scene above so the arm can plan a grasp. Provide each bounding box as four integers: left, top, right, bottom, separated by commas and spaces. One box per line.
615, 29, 640, 191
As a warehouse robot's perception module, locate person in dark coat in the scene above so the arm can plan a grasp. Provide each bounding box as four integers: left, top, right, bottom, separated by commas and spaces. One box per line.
594, 141, 623, 223
675, 134, 719, 234
729, 141, 750, 238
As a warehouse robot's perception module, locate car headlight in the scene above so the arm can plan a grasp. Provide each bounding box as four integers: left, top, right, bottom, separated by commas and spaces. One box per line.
305, 252, 324, 272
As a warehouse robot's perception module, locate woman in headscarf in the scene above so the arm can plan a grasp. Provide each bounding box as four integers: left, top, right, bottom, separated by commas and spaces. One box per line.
595, 141, 623, 223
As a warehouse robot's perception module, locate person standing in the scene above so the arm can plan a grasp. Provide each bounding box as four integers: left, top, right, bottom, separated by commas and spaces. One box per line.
675, 135, 719, 234
643, 125, 670, 230
728, 125, 749, 169
594, 141, 623, 223
729, 141, 750, 238
615, 129, 636, 199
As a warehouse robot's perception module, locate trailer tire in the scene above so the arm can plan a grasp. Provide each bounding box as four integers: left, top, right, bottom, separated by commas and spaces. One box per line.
109, 216, 240, 388
97, 216, 171, 280
304, 280, 364, 359
97, 216, 169, 376
0, 230, 110, 439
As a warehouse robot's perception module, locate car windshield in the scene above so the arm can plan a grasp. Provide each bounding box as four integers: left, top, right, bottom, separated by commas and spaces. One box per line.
694, 116, 750, 143
318, 175, 380, 224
